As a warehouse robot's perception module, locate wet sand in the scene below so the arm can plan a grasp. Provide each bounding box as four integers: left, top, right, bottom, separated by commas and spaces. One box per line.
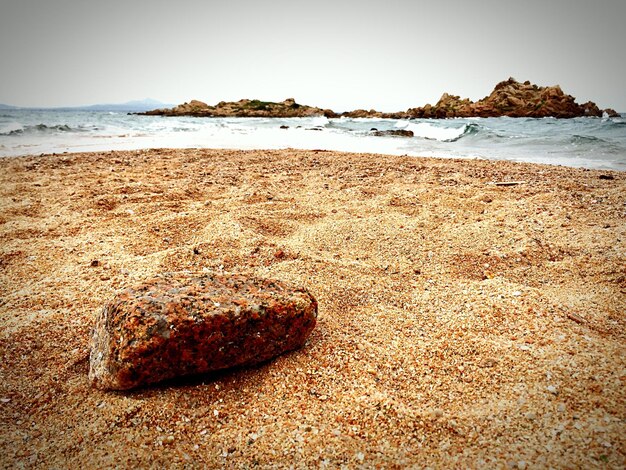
0, 148, 624, 468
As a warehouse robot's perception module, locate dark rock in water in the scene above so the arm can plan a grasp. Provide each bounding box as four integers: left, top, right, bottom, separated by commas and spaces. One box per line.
372, 129, 414, 137
89, 272, 317, 390
604, 108, 620, 118
280, 125, 289, 129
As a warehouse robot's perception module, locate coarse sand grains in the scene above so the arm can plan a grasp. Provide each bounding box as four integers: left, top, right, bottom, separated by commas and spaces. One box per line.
0, 148, 624, 468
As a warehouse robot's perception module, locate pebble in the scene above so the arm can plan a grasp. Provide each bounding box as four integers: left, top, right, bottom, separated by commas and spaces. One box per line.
567, 313, 585, 324
547, 385, 558, 395
479, 358, 497, 368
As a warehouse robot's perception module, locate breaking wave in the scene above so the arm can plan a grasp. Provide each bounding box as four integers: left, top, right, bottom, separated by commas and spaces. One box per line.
0, 123, 84, 136
0, 108, 624, 170
397, 121, 480, 142
570, 134, 606, 144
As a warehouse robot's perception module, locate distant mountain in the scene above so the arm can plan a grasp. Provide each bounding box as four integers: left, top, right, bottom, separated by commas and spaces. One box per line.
77, 99, 174, 112
0, 99, 173, 112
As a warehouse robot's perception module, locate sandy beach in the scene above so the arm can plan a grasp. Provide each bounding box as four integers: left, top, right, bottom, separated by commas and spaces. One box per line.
0, 148, 624, 468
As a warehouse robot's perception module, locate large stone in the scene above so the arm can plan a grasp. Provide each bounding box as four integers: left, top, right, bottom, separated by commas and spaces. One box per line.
89, 272, 317, 390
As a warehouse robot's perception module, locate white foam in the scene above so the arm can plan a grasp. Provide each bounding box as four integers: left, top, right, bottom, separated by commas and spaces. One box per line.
405, 122, 466, 141
308, 115, 329, 127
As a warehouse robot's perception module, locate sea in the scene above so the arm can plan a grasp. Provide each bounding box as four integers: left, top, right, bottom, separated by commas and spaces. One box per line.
1, 109, 625, 170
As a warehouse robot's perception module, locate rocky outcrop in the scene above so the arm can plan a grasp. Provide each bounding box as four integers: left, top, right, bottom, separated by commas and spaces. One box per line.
341, 109, 383, 119
371, 129, 414, 137
407, 78, 612, 119
340, 109, 408, 119
140, 98, 337, 118
604, 108, 620, 118
139, 79, 617, 120
89, 272, 318, 390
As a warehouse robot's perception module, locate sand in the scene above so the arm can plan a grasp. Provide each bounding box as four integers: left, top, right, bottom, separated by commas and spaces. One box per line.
0, 148, 624, 468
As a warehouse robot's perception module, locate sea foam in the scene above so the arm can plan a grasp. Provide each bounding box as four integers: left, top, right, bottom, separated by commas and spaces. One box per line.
396, 121, 470, 141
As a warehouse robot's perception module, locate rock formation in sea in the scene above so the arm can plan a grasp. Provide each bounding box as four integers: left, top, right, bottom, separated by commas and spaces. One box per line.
406, 78, 609, 119
89, 272, 318, 390
139, 79, 617, 119
140, 97, 337, 118
603, 108, 620, 118
371, 129, 414, 137
340, 109, 408, 119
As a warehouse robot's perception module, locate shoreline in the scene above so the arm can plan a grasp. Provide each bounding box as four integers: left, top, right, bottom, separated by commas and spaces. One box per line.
2, 143, 624, 173
2, 112, 625, 171
1, 148, 624, 467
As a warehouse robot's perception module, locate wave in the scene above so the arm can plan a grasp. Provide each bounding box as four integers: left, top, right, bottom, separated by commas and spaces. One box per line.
0, 123, 84, 136
0, 122, 24, 135
308, 115, 329, 127
396, 121, 480, 142
570, 134, 607, 144
606, 119, 626, 128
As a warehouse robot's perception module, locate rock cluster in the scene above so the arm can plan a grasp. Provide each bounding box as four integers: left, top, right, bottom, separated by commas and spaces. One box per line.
406, 78, 612, 119
89, 272, 318, 390
371, 129, 414, 137
140, 98, 336, 118
139, 78, 618, 119
340, 109, 408, 119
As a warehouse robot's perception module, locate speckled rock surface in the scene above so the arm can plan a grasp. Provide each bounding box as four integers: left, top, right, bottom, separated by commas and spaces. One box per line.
89, 272, 317, 390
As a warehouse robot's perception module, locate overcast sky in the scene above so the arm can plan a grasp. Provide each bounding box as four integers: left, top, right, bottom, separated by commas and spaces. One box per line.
1, 0, 625, 111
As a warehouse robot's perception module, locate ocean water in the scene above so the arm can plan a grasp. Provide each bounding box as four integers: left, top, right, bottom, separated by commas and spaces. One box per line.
1, 109, 625, 170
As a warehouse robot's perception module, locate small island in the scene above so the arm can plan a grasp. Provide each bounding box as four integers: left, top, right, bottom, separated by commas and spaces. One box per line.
140, 97, 336, 118
139, 78, 620, 119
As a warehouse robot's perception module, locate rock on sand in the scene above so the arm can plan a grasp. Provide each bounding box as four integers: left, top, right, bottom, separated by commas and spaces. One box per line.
89, 272, 317, 390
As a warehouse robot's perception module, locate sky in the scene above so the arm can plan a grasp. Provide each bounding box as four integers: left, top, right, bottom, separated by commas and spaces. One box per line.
1, 0, 625, 111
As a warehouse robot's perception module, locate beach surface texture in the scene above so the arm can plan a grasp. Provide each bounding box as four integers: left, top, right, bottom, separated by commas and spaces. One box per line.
1, 149, 624, 468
